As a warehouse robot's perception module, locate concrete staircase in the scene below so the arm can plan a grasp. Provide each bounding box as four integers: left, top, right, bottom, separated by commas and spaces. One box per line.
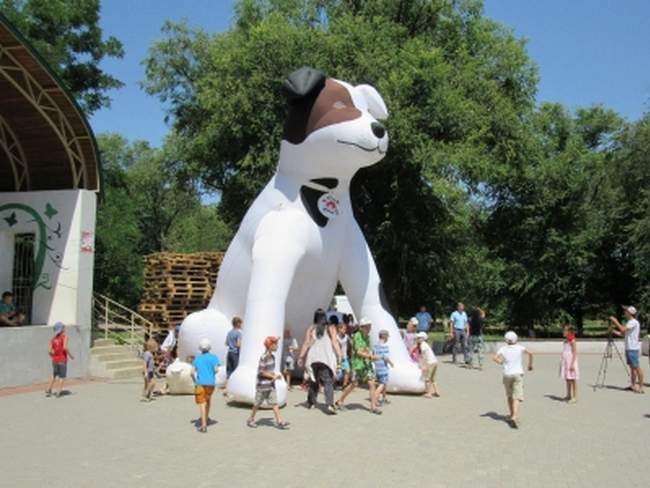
90, 339, 143, 379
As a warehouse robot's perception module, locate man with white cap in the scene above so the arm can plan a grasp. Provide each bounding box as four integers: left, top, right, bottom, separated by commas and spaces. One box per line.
493, 331, 533, 428
609, 306, 644, 393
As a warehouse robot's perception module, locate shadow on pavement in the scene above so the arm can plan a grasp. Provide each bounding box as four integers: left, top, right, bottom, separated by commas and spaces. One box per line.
544, 394, 567, 402
190, 418, 217, 427
341, 403, 370, 412
480, 411, 510, 424
589, 384, 629, 391
250, 418, 290, 429
603, 385, 633, 392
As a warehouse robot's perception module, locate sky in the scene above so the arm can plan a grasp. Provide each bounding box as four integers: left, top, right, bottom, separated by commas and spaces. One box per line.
90, 0, 650, 148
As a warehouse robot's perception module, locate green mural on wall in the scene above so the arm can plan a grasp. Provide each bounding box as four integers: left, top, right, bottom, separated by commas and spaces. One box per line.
0, 202, 65, 290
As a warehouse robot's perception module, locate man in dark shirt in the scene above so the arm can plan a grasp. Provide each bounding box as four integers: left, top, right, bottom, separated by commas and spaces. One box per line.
468, 307, 486, 370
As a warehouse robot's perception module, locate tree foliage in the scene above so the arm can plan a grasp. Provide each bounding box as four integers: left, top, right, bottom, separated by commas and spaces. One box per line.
0, 0, 124, 114
94, 134, 232, 307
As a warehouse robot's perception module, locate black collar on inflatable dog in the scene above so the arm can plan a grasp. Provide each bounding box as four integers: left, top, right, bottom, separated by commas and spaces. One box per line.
300, 178, 339, 227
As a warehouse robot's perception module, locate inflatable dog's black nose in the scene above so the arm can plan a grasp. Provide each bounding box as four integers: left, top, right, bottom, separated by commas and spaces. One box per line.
371, 122, 386, 139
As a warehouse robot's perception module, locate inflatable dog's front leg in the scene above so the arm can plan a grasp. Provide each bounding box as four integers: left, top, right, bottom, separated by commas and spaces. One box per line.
226, 210, 308, 405
339, 223, 424, 393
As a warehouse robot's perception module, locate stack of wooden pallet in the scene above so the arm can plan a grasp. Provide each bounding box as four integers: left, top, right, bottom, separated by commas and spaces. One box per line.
138, 252, 224, 332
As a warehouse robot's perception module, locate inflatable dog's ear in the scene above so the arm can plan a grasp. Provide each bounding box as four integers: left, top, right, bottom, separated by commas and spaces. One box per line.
357, 84, 389, 121
282, 67, 327, 144
282, 67, 326, 103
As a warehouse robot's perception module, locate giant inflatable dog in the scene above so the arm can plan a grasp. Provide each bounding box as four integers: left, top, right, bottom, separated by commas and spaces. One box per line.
178, 67, 424, 404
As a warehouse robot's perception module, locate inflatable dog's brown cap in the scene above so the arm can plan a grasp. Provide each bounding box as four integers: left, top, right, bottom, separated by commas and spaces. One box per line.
282, 67, 362, 144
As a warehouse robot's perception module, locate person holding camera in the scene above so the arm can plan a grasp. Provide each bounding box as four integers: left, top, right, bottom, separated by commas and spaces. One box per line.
609, 306, 644, 393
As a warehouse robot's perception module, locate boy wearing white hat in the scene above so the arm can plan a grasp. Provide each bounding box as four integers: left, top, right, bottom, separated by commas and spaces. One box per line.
609, 306, 644, 393
191, 338, 221, 433
493, 331, 533, 428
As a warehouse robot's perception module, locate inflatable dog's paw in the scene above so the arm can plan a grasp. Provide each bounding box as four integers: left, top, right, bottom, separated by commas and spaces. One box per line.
227, 364, 288, 407
177, 308, 229, 382
386, 360, 425, 393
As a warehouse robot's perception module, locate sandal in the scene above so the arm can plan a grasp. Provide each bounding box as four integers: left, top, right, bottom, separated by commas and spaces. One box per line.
334, 401, 346, 411
326, 405, 338, 415
246, 418, 257, 428
276, 421, 290, 430
371, 408, 383, 415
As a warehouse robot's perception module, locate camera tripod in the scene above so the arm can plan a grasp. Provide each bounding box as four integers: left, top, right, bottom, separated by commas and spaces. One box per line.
593, 333, 630, 391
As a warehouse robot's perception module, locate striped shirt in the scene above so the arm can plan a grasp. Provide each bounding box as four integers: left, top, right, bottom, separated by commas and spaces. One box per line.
373, 343, 390, 377
257, 352, 276, 392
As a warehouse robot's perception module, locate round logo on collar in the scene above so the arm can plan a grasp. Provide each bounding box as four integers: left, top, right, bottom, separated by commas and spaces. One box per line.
317, 192, 340, 219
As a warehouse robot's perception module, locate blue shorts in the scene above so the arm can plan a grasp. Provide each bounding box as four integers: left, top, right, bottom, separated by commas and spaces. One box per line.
376, 373, 389, 385
340, 358, 350, 371
626, 350, 640, 368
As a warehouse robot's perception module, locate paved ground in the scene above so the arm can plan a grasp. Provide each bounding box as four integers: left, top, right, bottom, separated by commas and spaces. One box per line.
1, 352, 648, 488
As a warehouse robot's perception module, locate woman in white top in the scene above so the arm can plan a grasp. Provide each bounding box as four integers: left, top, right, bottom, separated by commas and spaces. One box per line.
298, 309, 342, 414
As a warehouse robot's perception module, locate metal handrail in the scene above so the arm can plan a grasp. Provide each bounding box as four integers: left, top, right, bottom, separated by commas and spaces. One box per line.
92, 293, 159, 351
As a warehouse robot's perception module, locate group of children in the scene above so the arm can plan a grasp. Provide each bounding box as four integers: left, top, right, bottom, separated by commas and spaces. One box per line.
40, 310, 584, 433
37, 299, 650, 440
134, 312, 446, 431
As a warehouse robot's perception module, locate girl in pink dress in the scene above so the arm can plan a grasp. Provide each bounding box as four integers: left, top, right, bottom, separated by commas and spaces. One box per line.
403, 318, 420, 363
560, 325, 579, 403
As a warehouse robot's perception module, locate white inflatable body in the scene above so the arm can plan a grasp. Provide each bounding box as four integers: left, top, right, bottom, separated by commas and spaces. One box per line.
165, 359, 195, 394
165, 359, 227, 394
178, 68, 424, 404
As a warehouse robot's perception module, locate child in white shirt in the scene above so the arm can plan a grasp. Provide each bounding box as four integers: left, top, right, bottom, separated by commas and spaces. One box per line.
416, 332, 439, 398
493, 331, 533, 428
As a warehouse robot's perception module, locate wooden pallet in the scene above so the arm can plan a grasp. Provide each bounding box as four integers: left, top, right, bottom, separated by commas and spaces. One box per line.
138, 251, 224, 330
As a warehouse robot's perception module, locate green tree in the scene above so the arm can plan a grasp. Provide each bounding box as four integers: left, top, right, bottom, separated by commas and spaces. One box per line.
0, 0, 124, 114
94, 134, 144, 307
163, 204, 232, 253
142, 0, 538, 317
604, 112, 650, 315
94, 133, 232, 307
485, 104, 624, 333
